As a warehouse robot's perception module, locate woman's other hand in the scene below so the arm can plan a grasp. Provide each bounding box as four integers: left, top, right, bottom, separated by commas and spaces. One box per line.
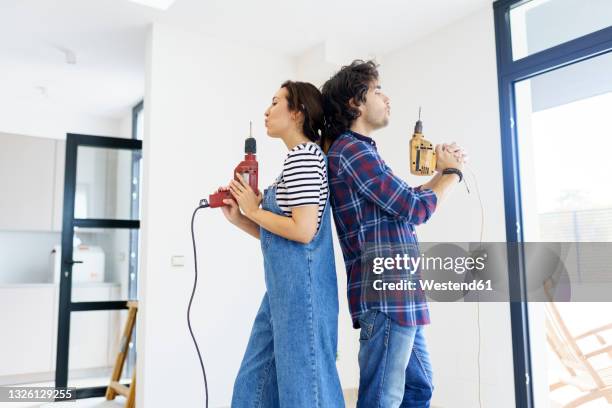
229, 174, 263, 220
215, 185, 243, 224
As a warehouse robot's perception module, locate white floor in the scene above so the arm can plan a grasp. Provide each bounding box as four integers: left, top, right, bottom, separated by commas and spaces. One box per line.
5, 383, 610, 407
0, 397, 126, 408
3, 390, 352, 408
41, 397, 126, 407
0, 389, 461, 408
2, 377, 131, 408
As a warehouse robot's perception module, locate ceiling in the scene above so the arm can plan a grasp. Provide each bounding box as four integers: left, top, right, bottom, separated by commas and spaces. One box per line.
0, 0, 491, 120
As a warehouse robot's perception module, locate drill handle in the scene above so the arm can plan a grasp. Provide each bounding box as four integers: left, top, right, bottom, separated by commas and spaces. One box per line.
410, 135, 437, 176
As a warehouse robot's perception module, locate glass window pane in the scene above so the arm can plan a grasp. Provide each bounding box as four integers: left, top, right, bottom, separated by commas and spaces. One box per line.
514, 51, 612, 407
515, 52, 612, 242
68, 228, 137, 302
510, 0, 612, 60
75, 146, 140, 220
68, 309, 135, 389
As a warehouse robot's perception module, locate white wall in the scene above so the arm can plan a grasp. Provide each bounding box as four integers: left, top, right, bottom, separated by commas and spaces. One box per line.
0, 82, 133, 141
0, 102, 123, 141
378, 7, 514, 408
140, 6, 517, 408
139, 23, 298, 407
294, 7, 515, 407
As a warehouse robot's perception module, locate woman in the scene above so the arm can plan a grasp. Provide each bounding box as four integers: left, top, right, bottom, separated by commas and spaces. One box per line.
217, 81, 344, 407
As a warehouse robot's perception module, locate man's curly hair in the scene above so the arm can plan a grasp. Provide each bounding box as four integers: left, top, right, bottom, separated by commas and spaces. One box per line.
320, 60, 379, 152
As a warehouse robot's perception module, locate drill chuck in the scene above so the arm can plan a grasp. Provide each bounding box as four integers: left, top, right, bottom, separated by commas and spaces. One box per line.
414, 119, 423, 135
245, 137, 256, 154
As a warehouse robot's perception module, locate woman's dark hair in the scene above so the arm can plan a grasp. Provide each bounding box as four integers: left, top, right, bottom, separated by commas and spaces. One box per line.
281, 80, 324, 143
320, 60, 379, 153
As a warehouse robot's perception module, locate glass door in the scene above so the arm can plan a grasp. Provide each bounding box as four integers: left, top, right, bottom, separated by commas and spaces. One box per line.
55, 133, 142, 400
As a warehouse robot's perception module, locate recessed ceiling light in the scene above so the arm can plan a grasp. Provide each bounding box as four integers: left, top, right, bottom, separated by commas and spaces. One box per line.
35, 86, 48, 98
128, 0, 177, 10
55, 46, 77, 65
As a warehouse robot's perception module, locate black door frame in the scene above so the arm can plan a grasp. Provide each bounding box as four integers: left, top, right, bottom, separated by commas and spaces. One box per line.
492, 1, 612, 407
125, 100, 144, 378
55, 133, 142, 399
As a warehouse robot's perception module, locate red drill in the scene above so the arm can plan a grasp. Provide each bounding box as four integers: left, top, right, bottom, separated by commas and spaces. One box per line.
208, 123, 259, 208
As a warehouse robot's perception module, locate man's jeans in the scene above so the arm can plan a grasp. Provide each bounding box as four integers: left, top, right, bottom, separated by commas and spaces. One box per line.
357, 310, 434, 408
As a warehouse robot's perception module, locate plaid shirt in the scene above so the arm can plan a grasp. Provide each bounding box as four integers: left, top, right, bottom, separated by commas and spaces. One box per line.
328, 130, 438, 328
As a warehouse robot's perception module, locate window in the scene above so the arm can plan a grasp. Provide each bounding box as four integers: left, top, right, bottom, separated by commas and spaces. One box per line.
509, 0, 612, 60
494, 1, 612, 407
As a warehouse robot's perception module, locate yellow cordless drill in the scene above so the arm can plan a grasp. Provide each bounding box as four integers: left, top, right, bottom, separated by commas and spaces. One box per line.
410, 107, 437, 176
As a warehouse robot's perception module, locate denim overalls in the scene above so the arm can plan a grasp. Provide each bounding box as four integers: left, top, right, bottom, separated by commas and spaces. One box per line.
231, 162, 345, 407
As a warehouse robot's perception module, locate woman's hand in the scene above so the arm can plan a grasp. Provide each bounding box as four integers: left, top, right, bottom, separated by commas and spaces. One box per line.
229, 174, 263, 220
214, 186, 243, 224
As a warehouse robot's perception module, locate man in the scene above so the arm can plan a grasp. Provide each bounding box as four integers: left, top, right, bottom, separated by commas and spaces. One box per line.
321, 60, 466, 408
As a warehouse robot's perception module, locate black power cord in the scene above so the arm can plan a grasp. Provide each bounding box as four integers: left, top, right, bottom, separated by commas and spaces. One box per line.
189, 198, 210, 408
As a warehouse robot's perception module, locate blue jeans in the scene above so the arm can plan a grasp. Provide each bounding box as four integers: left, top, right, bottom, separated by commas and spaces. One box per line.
357, 310, 434, 408
231, 181, 344, 407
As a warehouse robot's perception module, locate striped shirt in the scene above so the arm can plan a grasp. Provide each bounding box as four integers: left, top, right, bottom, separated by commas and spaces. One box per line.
273, 142, 328, 227
328, 130, 438, 328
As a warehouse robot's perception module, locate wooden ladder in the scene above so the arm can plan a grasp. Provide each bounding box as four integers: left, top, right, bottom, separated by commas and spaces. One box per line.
105, 300, 138, 408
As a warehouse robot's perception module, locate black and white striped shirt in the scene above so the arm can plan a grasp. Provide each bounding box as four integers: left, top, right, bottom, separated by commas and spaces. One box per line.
273, 142, 328, 227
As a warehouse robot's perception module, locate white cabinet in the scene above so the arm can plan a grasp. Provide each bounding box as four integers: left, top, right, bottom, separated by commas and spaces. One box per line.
0, 285, 56, 377
0, 283, 121, 384
0, 133, 56, 231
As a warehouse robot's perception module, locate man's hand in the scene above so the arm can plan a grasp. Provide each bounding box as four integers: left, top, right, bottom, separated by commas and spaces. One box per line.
423, 141, 468, 202
441, 142, 468, 164
436, 142, 466, 172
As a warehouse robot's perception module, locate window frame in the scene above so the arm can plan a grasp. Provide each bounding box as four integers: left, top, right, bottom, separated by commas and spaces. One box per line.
493, 1, 612, 407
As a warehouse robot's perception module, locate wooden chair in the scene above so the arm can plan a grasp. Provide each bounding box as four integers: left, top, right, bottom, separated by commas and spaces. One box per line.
545, 299, 612, 407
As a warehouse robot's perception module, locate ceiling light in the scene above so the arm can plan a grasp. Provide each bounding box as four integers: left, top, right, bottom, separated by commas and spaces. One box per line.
59, 47, 77, 65
128, 0, 177, 10
35, 86, 48, 98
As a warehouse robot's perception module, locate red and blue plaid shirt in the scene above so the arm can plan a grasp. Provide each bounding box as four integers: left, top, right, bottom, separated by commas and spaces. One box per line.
328, 130, 438, 328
